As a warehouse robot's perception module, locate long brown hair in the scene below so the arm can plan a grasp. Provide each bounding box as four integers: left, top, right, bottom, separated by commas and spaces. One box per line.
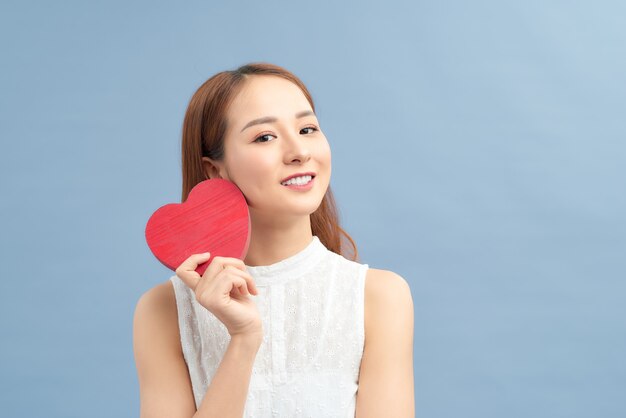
180, 62, 359, 262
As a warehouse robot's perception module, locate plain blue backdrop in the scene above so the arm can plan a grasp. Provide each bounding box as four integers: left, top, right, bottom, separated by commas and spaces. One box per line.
1, 1, 624, 417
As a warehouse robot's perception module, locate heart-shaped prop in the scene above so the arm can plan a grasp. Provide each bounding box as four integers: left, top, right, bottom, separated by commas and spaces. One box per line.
145, 179, 251, 276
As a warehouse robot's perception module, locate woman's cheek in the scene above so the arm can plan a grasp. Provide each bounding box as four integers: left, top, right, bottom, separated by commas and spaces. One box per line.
316, 138, 332, 162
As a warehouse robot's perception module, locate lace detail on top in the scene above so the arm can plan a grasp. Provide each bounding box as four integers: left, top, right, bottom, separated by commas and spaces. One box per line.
169, 235, 369, 417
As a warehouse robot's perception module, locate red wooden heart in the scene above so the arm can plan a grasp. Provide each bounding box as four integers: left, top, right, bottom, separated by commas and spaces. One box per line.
145, 179, 250, 276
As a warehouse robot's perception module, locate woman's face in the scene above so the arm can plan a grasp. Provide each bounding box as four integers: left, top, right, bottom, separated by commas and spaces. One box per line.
203, 75, 331, 219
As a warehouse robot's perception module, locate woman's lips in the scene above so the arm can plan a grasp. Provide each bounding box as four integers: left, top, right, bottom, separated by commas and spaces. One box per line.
281, 176, 315, 191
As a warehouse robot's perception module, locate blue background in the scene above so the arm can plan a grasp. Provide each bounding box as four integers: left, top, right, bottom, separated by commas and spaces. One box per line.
1, 1, 624, 417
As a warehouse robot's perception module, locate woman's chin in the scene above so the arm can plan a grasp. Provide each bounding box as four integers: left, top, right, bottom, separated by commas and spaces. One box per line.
253, 203, 320, 219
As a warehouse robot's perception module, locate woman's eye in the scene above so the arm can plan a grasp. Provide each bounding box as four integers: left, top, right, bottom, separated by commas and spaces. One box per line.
253, 134, 275, 143
301, 126, 318, 134
253, 126, 318, 143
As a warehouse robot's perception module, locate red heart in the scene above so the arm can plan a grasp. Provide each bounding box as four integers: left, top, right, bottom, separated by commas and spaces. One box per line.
145, 179, 251, 276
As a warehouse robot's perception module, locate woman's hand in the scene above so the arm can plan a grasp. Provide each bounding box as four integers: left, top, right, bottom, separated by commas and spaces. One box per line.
175, 253, 263, 340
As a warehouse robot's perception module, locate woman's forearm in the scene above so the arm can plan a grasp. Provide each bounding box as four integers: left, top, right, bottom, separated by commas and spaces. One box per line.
193, 334, 262, 418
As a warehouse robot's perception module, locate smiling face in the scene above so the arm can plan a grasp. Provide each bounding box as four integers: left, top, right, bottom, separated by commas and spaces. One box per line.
202, 75, 332, 221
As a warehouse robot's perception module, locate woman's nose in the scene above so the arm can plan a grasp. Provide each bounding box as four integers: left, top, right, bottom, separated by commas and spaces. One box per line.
283, 132, 311, 163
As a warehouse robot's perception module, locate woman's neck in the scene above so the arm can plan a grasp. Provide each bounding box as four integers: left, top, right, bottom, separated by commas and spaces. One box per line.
243, 214, 313, 267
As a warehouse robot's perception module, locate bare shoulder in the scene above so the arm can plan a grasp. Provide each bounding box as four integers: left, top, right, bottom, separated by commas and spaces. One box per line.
134, 280, 178, 340
133, 279, 196, 417
356, 268, 415, 416
364, 268, 412, 312
135, 279, 177, 314
363, 268, 413, 342
133, 279, 180, 352
364, 268, 411, 295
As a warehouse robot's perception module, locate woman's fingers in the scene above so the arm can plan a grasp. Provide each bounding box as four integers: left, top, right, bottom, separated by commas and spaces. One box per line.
175, 253, 263, 338
175, 252, 212, 290
211, 256, 248, 272
222, 267, 253, 296
197, 264, 257, 300
176, 253, 258, 297
228, 274, 249, 297
200, 256, 257, 292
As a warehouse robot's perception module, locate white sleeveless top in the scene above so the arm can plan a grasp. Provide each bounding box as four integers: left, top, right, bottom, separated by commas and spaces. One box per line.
169, 235, 369, 417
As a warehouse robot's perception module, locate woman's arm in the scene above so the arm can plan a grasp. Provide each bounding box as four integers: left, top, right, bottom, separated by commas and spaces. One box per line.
355, 269, 415, 418
133, 281, 261, 418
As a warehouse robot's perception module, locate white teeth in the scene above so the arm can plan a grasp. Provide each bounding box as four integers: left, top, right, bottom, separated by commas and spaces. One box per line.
282, 175, 312, 186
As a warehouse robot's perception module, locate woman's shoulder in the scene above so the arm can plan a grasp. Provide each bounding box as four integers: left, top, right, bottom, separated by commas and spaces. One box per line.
362, 268, 413, 359
331, 249, 406, 287
364, 268, 408, 290
365, 267, 409, 296
330, 251, 409, 293
135, 279, 177, 316
133, 279, 181, 352
363, 268, 412, 318
133, 280, 195, 415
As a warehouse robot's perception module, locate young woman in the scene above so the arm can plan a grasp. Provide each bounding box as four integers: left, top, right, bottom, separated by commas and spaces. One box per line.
133, 62, 415, 418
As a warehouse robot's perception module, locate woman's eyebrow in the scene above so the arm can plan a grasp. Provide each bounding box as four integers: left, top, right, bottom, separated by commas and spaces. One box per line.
240, 110, 315, 132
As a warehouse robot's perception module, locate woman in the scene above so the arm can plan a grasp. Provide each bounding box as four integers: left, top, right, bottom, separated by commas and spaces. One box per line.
133, 62, 415, 418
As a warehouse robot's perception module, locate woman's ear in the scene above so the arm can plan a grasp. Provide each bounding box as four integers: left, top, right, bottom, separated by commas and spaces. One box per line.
201, 156, 224, 180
